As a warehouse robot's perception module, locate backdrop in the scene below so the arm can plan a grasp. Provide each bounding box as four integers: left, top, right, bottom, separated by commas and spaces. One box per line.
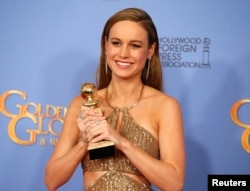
0, 0, 250, 190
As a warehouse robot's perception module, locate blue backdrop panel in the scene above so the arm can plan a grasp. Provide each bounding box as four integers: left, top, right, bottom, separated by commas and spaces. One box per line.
0, 0, 250, 190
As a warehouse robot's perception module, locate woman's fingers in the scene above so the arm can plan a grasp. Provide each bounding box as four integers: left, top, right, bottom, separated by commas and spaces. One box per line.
80, 106, 103, 118
87, 120, 117, 143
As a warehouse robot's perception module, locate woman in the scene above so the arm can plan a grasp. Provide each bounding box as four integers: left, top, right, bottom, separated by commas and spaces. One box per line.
44, 7, 185, 191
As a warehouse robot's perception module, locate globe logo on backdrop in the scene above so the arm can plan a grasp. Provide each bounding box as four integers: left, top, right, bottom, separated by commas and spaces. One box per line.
159, 37, 211, 69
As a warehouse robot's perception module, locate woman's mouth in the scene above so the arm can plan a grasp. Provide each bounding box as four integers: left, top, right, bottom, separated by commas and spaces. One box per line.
116, 61, 132, 67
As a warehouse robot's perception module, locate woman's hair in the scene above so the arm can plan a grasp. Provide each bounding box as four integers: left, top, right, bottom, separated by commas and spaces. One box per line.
96, 7, 163, 91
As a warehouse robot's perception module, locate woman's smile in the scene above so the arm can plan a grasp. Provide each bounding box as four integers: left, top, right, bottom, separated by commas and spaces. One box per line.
116, 60, 133, 68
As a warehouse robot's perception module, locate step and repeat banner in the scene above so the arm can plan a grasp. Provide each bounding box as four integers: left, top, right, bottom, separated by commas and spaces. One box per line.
1, 1, 250, 190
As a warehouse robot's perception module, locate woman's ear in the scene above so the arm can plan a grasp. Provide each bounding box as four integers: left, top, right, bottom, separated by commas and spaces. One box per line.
148, 42, 156, 58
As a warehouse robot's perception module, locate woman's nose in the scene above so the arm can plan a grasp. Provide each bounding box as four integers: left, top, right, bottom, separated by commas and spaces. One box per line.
119, 45, 129, 58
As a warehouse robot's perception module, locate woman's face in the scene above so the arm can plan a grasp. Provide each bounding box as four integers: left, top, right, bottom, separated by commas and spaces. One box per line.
105, 20, 155, 80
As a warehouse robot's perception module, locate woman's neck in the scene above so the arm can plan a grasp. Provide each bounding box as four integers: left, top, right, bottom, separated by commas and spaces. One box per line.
106, 80, 144, 108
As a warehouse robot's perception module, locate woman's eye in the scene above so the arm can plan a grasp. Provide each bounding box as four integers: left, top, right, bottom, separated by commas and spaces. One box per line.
111, 41, 120, 46
131, 44, 141, 48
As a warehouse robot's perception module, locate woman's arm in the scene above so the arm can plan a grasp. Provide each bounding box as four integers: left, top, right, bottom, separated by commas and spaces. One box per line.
119, 95, 185, 191
44, 96, 88, 191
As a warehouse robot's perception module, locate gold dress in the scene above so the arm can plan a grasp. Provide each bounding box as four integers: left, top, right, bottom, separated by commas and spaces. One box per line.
82, 107, 160, 191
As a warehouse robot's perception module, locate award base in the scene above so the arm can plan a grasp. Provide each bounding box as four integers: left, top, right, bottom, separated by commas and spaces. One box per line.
88, 140, 115, 160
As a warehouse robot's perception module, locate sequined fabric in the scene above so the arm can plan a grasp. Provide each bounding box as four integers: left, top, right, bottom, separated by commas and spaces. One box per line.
82, 107, 159, 190
84, 171, 153, 191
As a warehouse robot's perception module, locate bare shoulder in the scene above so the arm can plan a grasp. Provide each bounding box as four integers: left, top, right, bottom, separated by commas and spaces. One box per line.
70, 94, 84, 105
145, 86, 182, 128
62, 95, 84, 123
144, 86, 181, 112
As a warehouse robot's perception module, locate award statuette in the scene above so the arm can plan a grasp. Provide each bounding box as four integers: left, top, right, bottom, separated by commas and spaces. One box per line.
80, 83, 115, 160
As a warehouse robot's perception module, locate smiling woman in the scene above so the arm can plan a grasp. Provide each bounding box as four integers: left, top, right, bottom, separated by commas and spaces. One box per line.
44, 7, 185, 191
105, 20, 154, 81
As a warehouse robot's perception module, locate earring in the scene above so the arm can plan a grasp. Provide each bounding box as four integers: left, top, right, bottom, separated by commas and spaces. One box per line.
146, 58, 151, 80
105, 52, 108, 75
105, 60, 108, 74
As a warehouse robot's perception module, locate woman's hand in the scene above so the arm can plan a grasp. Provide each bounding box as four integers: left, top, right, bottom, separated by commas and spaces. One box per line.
77, 106, 124, 149
76, 106, 105, 142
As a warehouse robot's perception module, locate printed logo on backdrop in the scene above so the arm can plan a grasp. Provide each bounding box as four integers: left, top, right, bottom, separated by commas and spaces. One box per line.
159, 37, 211, 68
231, 99, 250, 153
0, 90, 66, 146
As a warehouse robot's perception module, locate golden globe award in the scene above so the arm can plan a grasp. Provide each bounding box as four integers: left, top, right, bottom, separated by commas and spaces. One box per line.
80, 83, 115, 160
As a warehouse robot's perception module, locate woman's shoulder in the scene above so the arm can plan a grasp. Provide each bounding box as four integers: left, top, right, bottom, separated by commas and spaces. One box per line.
144, 85, 181, 111
67, 95, 84, 111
